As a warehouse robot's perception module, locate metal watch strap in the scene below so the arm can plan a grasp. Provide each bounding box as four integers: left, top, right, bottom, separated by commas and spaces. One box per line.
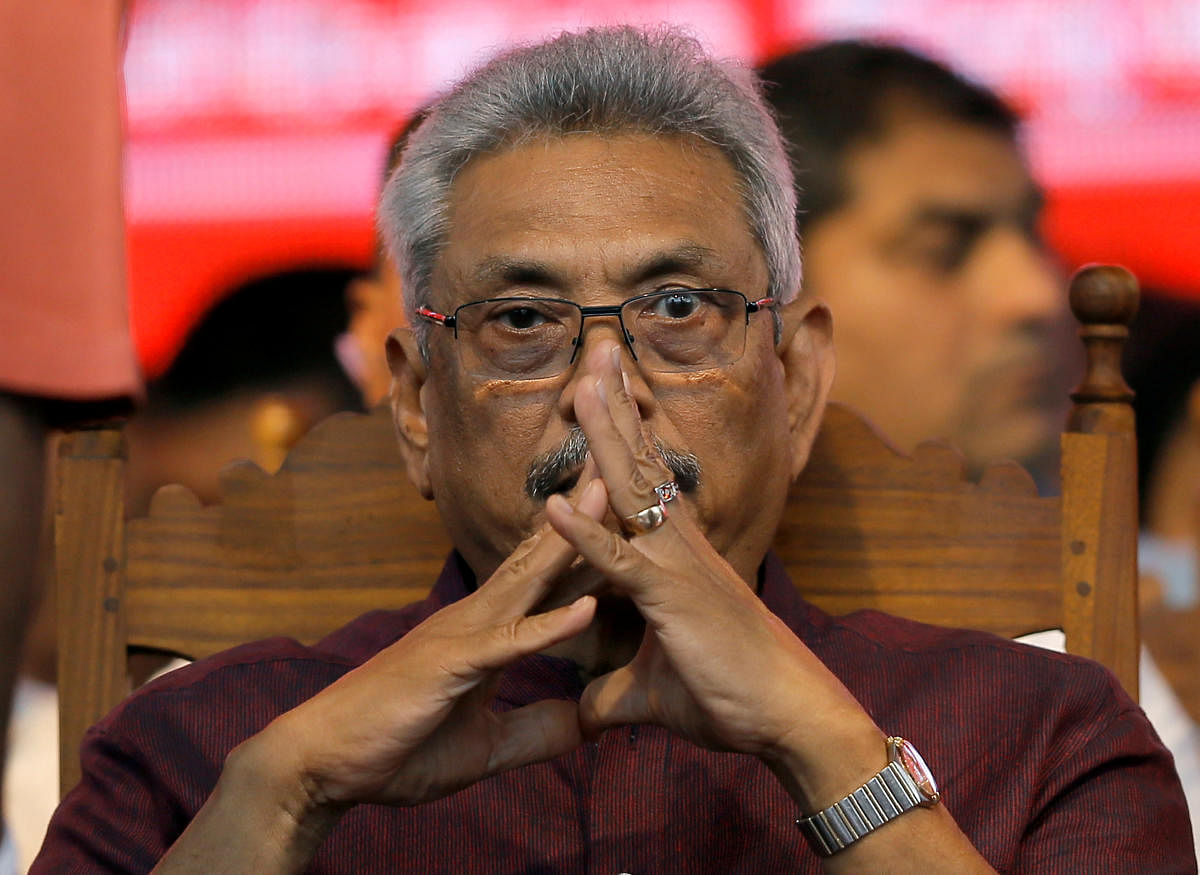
796, 756, 928, 856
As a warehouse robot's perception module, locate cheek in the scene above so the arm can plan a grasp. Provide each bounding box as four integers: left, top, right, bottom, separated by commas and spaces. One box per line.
424, 384, 558, 570
431, 389, 551, 488
658, 343, 788, 466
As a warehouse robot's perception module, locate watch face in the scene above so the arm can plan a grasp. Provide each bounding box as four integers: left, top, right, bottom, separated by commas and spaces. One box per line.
896, 738, 940, 800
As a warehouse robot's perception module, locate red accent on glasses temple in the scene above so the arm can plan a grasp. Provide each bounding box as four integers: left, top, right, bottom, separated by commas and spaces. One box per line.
418, 306, 451, 325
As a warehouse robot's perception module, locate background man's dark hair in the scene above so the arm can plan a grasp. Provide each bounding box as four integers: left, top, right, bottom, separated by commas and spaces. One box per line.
148, 266, 364, 415
759, 40, 1018, 233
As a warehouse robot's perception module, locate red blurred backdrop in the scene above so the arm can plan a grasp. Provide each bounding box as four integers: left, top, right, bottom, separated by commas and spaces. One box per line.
123, 0, 1200, 375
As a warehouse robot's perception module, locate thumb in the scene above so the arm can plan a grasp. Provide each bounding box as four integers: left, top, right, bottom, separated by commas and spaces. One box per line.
578, 666, 648, 739
470, 595, 597, 674
486, 699, 585, 775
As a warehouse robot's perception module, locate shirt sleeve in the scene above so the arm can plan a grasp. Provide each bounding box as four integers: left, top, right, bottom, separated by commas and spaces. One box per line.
30, 723, 186, 874
1015, 700, 1197, 873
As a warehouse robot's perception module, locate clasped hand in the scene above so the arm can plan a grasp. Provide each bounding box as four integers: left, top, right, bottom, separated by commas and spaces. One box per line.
258, 342, 877, 820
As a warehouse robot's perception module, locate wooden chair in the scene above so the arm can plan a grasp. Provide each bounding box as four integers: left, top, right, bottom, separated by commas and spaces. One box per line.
54, 265, 1141, 796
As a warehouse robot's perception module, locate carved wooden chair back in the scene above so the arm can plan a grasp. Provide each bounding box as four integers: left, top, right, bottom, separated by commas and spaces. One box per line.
54, 265, 1141, 796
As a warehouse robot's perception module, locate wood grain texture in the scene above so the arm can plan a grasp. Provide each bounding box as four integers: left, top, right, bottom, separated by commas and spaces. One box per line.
780, 405, 1061, 637
55, 429, 129, 796
124, 408, 447, 659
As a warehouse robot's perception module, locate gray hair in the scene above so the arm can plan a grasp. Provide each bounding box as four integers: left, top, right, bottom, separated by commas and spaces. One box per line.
379, 25, 800, 351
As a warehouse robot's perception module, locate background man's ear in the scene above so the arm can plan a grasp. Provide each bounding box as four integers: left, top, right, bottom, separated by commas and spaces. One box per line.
779, 296, 836, 481
346, 272, 407, 409
386, 326, 434, 499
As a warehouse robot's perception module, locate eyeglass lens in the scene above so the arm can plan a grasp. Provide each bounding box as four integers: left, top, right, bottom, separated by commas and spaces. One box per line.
453, 290, 750, 380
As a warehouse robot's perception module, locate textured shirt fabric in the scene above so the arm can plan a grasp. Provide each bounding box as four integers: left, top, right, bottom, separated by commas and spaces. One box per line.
34, 553, 1196, 873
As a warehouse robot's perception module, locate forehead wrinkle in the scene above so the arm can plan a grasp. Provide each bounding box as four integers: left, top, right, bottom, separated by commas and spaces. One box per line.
439, 133, 768, 303
465, 240, 742, 301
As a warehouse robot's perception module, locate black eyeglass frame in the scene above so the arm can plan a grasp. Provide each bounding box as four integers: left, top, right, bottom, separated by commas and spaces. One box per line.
417, 288, 775, 375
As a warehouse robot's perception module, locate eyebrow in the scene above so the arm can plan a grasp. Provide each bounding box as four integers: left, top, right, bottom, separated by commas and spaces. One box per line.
907, 204, 991, 232
905, 185, 1045, 232
622, 243, 724, 285
469, 243, 725, 291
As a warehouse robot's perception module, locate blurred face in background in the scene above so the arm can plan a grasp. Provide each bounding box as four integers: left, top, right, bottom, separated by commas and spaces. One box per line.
802, 110, 1071, 474
345, 250, 406, 408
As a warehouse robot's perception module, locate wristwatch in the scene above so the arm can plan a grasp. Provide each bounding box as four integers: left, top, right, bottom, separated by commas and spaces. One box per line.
796, 736, 941, 856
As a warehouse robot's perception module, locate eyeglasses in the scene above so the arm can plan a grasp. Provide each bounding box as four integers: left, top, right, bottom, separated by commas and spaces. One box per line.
418, 288, 774, 381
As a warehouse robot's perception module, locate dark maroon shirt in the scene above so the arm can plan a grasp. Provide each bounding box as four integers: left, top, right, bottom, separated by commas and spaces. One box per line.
34, 553, 1196, 873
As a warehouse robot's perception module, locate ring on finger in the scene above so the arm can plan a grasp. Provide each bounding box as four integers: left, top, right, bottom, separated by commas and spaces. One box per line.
620, 479, 679, 536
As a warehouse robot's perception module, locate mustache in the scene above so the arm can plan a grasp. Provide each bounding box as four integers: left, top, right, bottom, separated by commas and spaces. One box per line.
525, 426, 702, 500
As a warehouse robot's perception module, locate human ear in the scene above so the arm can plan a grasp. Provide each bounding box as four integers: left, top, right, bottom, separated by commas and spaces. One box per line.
778, 296, 836, 482
386, 326, 433, 499
346, 274, 407, 409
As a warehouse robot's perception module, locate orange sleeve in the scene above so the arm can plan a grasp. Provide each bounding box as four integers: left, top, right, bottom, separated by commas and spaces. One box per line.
0, 0, 141, 401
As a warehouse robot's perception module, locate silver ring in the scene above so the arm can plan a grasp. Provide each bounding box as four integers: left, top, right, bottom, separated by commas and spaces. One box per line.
621, 480, 679, 536
654, 481, 680, 504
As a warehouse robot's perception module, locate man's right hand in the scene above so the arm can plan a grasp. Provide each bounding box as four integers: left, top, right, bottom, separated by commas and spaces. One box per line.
153, 476, 607, 874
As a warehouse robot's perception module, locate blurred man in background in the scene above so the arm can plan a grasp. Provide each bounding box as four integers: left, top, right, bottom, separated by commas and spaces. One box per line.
124, 267, 365, 514
760, 38, 1200, 850
760, 41, 1071, 489
340, 109, 429, 409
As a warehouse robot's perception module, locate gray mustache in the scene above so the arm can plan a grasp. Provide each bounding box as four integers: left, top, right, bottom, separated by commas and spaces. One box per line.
526, 426, 702, 500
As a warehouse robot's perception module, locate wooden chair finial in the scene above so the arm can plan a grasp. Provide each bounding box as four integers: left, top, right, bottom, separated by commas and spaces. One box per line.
1060, 265, 1140, 698
1068, 264, 1140, 434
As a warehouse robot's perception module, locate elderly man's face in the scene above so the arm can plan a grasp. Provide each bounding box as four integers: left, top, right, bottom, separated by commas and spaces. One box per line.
391, 133, 829, 582
803, 114, 1070, 473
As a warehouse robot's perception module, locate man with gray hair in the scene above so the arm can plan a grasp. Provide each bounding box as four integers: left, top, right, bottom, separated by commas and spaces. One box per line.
35, 26, 1192, 872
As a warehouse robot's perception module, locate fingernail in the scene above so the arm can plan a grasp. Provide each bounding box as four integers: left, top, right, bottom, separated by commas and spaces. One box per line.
610, 345, 622, 371
547, 493, 573, 515
595, 376, 606, 402
621, 368, 631, 396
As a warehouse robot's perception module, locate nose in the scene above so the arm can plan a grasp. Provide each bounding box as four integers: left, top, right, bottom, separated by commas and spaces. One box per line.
557, 326, 654, 423
568, 308, 637, 367
975, 227, 1065, 328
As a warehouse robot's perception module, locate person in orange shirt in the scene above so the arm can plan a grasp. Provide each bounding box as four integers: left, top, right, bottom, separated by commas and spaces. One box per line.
0, 3, 140, 869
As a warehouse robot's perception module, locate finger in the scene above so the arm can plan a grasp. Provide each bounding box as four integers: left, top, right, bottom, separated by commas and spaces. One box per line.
578, 665, 647, 739
530, 477, 613, 612
545, 494, 669, 606
467, 594, 597, 675
599, 343, 651, 453
471, 477, 607, 616
571, 457, 608, 521
574, 343, 675, 526
485, 699, 585, 775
